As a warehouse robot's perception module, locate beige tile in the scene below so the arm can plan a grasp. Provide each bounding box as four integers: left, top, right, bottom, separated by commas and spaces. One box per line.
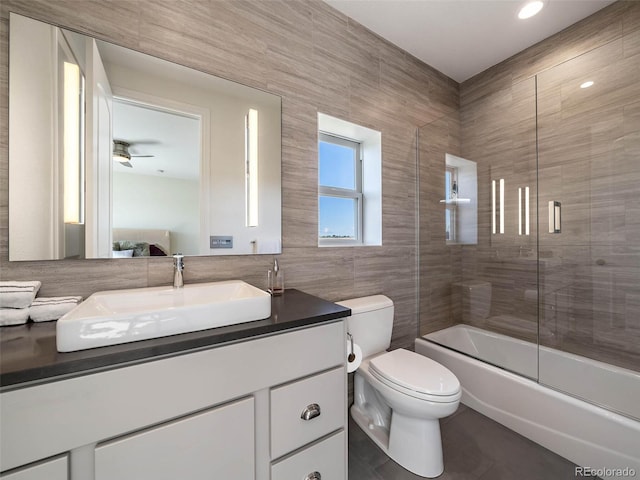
458, 1, 640, 369
282, 246, 356, 301
1, 257, 149, 299
4, 0, 640, 361
1, 0, 449, 350
4, 0, 142, 45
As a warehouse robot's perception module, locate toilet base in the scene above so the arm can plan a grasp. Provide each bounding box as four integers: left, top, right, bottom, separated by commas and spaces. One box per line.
351, 405, 444, 478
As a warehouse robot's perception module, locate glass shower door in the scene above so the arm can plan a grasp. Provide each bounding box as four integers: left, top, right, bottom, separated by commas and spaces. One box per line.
537, 30, 640, 419
468, 77, 538, 379
437, 76, 540, 380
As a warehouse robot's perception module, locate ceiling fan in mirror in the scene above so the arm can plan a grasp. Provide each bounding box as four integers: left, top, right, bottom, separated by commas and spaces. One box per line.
112, 139, 157, 168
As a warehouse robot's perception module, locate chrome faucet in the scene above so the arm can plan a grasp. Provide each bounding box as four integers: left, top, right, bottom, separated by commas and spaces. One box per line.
173, 254, 185, 288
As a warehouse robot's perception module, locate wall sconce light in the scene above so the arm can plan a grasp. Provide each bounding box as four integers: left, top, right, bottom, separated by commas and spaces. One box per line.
245, 108, 259, 227
63, 61, 83, 224
492, 180, 496, 234
500, 179, 505, 235
492, 179, 504, 234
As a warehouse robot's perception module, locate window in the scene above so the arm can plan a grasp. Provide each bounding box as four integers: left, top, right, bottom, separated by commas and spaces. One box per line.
317, 113, 382, 247
318, 133, 362, 244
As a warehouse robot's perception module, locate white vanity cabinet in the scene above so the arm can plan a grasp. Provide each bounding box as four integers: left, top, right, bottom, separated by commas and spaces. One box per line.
0, 321, 347, 480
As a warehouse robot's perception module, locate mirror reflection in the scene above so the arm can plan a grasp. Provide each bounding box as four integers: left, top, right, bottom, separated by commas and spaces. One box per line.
9, 13, 281, 261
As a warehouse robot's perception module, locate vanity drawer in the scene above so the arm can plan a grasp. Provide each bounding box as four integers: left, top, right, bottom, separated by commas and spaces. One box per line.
271, 367, 345, 459
271, 431, 345, 480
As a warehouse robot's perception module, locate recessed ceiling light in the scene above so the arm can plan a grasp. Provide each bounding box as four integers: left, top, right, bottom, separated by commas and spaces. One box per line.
580, 81, 594, 89
518, 1, 544, 19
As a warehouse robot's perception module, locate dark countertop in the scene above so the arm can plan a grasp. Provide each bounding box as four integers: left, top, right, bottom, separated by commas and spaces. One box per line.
0, 289, 350, 390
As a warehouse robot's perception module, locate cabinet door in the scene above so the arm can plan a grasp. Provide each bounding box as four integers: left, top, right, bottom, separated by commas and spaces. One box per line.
0, 456, 67, 480
95, 397, 254, 480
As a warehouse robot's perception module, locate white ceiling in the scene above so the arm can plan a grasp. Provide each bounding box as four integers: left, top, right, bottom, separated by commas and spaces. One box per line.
112, 101, 200, 180
98, 38, 279, 182
324, 0, 616, 83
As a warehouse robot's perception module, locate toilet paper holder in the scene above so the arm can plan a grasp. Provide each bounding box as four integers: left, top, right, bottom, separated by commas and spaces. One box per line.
347, 333, 356, 362
346, 333, 363, 373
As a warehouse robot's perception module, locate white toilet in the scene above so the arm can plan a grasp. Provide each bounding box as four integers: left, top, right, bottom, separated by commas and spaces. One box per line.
338, 295, 461, 478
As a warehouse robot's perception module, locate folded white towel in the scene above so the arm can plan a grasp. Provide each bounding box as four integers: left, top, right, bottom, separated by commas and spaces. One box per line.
0, 281, 42, 309
29, 296, 82, 323
0, 308, 29, 326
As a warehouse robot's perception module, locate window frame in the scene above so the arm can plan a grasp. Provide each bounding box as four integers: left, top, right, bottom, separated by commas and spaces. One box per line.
318, 132, 363, 246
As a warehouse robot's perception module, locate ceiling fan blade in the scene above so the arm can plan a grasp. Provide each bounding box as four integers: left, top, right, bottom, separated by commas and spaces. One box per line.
130, 154, 155, 158
121, 161, 133, 168
128, 139, 161, 146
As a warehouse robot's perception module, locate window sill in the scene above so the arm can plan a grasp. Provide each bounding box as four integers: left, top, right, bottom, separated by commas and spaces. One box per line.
318, 240, 382, 247
319, 240, 361, 247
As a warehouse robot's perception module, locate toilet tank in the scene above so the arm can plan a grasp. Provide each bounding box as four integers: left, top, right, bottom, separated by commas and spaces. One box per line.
336, 295, 394, 358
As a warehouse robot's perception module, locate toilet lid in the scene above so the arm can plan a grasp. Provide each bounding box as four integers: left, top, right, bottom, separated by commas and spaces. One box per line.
369, 349, 460, 396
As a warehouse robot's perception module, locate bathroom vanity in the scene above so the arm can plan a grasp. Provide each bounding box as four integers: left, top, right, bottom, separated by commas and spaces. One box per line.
0, 290, 350, 480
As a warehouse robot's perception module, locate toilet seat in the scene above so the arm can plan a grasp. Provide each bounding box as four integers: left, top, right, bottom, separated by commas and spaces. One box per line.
368, 349, 461, 403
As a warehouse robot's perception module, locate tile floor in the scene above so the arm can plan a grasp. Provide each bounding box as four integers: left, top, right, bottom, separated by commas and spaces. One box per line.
348, 403, 599, 479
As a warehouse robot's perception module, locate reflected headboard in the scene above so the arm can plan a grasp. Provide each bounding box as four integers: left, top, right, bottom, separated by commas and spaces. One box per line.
112, 228, 171, 255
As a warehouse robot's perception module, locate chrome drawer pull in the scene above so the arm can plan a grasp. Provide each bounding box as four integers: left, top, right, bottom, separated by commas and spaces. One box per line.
300, 403, 321, 421
304, 472, 321, 480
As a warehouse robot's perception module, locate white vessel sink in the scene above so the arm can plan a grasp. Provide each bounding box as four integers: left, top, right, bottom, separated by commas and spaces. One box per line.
56, 280, 271, 352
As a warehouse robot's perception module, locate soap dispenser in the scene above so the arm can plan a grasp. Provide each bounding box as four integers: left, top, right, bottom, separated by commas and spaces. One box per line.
268, 258, 284, 296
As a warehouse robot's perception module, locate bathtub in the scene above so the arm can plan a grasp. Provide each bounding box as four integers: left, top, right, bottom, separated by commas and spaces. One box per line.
415, 325, 640, 480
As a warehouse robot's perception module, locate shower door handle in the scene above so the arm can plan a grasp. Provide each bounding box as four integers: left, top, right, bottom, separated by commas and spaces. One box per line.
549, 201, 561, 233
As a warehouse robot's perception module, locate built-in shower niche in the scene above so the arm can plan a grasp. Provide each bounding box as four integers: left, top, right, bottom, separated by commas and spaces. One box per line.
443, 154, 477, 245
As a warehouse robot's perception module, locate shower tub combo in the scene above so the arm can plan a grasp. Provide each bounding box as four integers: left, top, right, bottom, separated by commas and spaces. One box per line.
415, 325, 640, 480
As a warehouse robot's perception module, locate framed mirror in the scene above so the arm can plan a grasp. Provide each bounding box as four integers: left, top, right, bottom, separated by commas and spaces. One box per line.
9, 13, 281, 261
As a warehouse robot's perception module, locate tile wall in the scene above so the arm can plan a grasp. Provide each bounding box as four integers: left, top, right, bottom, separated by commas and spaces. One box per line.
0, 0, 458, 350
4, 0, 637, 370
457, 0, 640, 372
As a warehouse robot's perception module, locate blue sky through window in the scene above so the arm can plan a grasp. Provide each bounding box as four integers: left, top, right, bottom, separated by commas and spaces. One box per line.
319, 140, 357, 238
319, 196, 356, 238
319, 141, 355, 189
